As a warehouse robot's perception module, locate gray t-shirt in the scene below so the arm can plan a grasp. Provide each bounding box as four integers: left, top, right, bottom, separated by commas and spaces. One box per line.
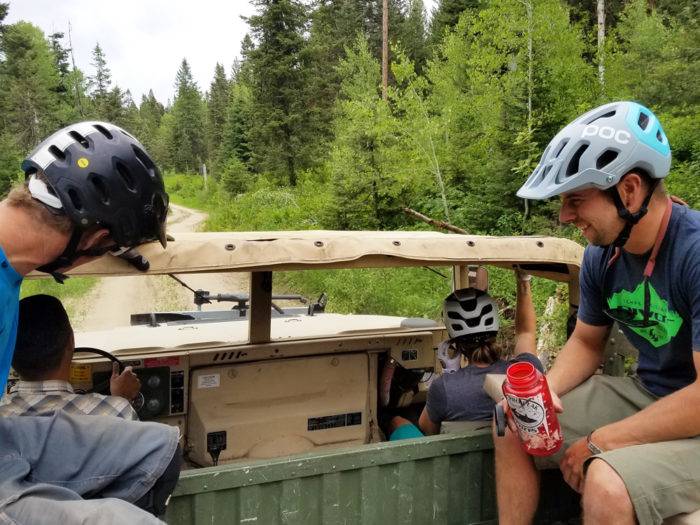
578, 203, 700, 397
426, 353, 543, 423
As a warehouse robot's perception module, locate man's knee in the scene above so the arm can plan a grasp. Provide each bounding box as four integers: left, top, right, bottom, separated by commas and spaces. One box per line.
583, 459, 634, 521
133, 444, 182, 517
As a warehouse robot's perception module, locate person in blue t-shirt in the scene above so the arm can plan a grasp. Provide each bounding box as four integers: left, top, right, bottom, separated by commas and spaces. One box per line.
0, 122, 178, 523
496, 101, 700, 525
418, 274, 543, 436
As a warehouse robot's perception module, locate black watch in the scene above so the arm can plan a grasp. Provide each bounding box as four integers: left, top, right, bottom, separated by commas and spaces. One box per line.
587, 431, 604, 455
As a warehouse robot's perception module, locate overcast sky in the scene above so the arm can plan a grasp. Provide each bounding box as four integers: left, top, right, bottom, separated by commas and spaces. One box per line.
7, 0, 437, 106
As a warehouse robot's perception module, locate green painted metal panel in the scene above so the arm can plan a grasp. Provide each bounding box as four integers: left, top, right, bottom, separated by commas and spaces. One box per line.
166, 430, 496, 525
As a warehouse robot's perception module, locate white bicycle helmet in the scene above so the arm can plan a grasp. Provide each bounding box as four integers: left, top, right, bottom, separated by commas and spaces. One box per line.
517, 101, 671, 200
443, 288, 499, 342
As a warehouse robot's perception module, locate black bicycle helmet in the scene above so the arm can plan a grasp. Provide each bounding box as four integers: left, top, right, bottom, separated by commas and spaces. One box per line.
22, 121, 168, 249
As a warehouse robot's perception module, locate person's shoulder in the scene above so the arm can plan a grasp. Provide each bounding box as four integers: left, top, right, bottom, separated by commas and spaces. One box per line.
582, 244, 606, 264
671, 205, 700, 257
510, 353, 545, 372
428, 373, 447, 392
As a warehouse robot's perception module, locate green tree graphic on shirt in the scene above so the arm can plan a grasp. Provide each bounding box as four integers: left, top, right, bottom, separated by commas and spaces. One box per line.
607, 282, 683, 348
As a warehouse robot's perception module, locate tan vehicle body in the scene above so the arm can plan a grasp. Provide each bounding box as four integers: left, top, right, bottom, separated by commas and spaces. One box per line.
29, 231, 584, 467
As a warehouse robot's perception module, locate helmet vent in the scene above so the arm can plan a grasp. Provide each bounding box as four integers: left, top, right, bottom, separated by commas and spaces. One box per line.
69, 131, 89, 148
637, 112, 650, 130
596, 149, 619, 169
115, 161, 136, 191
67, 188, 83, 211
586, 110, 616, 125
89, 175, 110, 205
566, 144, 589, 177
553, 139, 569, 158
93, 124, 113, 139
48, 145, 66, 161
656, 130, 663, 143
131, 145, 156, 176
447, 311, 462, 320
485, 318, 493, 326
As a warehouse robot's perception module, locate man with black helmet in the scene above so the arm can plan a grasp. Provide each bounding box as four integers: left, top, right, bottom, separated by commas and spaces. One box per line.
0, 122, 178, 524
495, 102, 700, 524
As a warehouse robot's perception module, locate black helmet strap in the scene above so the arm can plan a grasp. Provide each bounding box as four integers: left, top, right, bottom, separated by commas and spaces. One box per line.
37, 228, 118, 283
607, 178, 659, 249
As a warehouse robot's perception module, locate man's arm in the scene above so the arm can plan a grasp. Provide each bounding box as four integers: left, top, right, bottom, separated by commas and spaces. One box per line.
594, 351, 700, 448
547, 319, 610, 396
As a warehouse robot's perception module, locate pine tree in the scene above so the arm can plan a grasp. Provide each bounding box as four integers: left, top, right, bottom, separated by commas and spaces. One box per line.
0, 22, 65, 151
245, 0, 310, 185
206, 63, 230, 170
429, 0, 479, 46
0, 2, 8, 34
88, 42, 116, 119
169, 58, 206, 173
399, 0, 428, 72
89, 43, 111, 99
139, 89, 165, 157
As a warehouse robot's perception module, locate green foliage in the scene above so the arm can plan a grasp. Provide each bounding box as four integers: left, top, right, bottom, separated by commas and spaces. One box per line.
0, 132, 21, 196
245, 0, 310, 185
206, 63, 229, 168
219, 156, 251, 196
279, 266, 451, 319
606, 0, 700, 110
217, 78, 253, 172
429, 0, 479, 47
20, 277, 98, 318
0, 21, 66, 151
169, 59, 207, 173
163, 172, 214, 210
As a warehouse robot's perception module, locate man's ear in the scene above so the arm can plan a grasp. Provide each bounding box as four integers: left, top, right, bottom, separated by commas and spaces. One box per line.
78, 228, 112, 251
618, 173, 644, 210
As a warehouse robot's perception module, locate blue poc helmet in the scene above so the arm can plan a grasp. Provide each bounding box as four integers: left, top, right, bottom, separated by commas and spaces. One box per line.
517, 101, 672, 246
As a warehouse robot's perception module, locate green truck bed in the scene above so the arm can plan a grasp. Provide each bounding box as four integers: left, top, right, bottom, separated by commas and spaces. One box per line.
167, 430, 497, 525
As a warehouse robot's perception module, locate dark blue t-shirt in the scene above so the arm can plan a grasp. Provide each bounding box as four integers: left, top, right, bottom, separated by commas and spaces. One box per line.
426, 353, 543, 423
0, 245, 22, 396
578, 203, 700, 397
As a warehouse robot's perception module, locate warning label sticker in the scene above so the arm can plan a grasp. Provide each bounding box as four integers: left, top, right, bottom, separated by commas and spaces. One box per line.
197, 374, 220, 389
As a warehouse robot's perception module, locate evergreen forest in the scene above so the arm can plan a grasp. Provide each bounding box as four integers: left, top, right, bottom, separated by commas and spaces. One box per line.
2, 0, 699, 331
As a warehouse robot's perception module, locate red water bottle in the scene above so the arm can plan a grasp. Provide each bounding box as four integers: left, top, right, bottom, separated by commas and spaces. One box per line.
502, 362, 563, 456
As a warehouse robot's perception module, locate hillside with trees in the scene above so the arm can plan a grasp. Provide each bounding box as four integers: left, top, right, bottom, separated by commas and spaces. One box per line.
1, 0, 698, 323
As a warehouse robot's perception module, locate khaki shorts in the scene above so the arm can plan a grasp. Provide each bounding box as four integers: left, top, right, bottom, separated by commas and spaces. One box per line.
533, 375, 700, 525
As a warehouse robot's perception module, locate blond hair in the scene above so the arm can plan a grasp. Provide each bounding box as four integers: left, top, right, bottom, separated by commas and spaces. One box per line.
5, 177, 73, 235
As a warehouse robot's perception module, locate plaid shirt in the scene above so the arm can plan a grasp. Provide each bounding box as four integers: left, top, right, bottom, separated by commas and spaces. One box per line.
0, 380, 138, 420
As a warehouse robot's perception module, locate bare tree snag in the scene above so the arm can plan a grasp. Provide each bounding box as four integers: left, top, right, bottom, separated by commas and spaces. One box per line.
402, 207, 468, 235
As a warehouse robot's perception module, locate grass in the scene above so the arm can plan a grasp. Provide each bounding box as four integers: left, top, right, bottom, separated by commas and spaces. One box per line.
20, 276, 98, 318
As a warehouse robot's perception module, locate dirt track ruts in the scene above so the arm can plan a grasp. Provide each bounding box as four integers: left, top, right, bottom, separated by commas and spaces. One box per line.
70, 204, 250, 332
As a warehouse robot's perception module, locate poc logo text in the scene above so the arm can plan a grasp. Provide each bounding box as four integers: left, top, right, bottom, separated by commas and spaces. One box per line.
581, 125, 631, 145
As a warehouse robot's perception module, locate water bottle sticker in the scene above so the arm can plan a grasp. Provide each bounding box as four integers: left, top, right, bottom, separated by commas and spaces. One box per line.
506, 394, 545, 430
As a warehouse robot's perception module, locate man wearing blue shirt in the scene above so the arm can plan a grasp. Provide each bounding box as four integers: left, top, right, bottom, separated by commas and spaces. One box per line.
495, 102, 700, 524
0, 121, 178, 524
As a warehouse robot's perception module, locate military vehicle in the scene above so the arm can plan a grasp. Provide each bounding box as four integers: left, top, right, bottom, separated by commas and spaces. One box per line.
23, 231, 696, 524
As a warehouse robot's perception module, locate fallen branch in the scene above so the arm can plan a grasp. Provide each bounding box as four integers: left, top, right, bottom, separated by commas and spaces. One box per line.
402, 207, 468, 235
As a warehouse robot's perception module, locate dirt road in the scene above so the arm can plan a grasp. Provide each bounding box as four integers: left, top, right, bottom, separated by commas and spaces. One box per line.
70, 204, 250, 331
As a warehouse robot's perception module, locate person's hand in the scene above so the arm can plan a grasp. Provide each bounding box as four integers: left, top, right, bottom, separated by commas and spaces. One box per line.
502, 387, 563, 433
559, 436, 591, 493
513, 265, 532, 282
437, 341, 461, 373
110, 362, 141, 401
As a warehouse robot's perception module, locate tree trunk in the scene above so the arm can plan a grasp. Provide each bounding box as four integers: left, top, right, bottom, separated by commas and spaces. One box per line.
382, 0, 389, 101
597, 0, 606, 93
